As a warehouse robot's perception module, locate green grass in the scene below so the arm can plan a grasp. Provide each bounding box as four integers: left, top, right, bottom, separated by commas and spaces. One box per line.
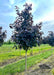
0, 44, 15, 53
51, 68, 54, 75
0, 49, 54, 75
0, 44, 52, 62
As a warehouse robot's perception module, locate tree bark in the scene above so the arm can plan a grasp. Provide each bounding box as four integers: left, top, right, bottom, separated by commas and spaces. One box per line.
25, 50, 27, 75
20, 49, 21, 57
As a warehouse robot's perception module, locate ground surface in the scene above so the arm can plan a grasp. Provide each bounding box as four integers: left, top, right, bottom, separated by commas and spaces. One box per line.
0, 44, 54, 75
25, 54, 54, 75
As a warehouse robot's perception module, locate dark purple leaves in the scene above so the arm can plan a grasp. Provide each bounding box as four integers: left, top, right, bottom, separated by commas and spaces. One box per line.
0, 27, 6, 46
10, 3, 42, 50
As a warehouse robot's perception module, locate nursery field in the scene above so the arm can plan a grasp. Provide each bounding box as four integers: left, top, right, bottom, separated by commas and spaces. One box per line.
0, 44, 52, 65
0, 44, 54, 75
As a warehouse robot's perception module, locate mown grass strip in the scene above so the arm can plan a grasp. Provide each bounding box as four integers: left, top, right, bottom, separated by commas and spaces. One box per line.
0, 49, 54, 75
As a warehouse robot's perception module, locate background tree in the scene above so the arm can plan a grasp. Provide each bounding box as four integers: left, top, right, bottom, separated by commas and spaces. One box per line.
42, 31, 54, 46
42, 31, 54, 55
0, 27, 6, 46
9, 3, 42, 74
47, 31, 54, 46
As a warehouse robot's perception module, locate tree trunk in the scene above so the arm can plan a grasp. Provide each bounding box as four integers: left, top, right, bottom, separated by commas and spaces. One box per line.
39, 47, 40, 53
25, 50, 27, 75
20, 49, 21, 57
30, 49, 33, 55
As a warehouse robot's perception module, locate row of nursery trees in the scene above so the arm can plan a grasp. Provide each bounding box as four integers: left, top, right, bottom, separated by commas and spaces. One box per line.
0, 3, 54, 74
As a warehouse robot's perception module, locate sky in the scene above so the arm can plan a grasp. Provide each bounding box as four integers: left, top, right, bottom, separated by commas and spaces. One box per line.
0, 0, 54, 41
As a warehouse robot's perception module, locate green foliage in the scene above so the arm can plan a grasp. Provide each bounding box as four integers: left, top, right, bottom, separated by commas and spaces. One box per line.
4, 41, 15, 45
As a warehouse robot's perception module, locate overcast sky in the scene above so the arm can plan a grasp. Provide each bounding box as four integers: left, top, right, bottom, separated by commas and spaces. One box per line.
0, 0, 54, 41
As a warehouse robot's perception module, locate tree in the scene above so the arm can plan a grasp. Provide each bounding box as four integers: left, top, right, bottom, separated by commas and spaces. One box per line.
42, 31, 54, 55
9, 3, 42, 74
47, 31, 54, 46
42, 31, 54, 46
0, 27, 6, 46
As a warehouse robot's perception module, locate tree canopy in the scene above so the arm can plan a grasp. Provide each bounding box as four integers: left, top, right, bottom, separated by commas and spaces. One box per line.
9, 3, 42, 51
0, 27, 6, 46
42, 31, 54, 46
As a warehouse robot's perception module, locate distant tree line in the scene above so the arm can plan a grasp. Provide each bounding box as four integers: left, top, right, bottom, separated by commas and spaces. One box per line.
4, 40, 15, 44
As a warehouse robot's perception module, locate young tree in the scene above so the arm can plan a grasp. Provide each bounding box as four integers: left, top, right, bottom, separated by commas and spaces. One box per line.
9, 3, 42, 74
0, 27, 6, 46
